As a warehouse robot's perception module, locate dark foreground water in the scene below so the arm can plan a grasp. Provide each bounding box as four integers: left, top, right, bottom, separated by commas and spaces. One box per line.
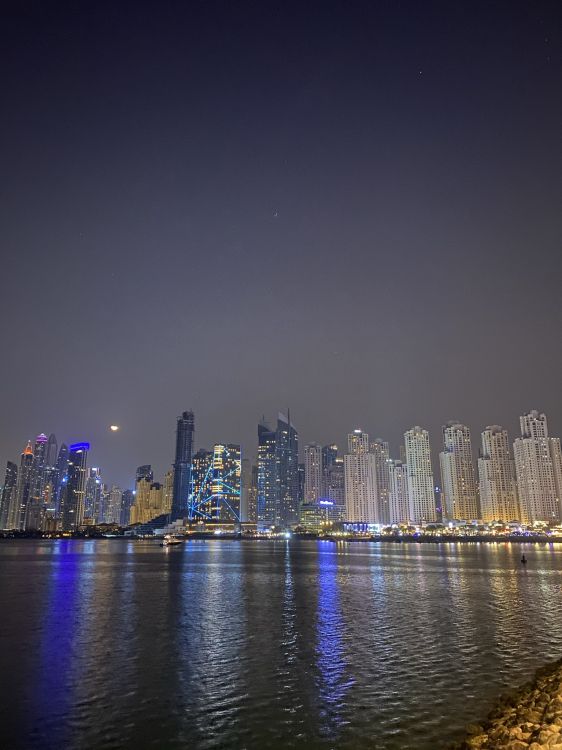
1, 540, 562, 749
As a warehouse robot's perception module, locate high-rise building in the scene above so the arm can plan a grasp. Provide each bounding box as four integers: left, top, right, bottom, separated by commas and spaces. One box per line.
439, 422, 478, 520
60, 443, 89, 531
0, 461, 18, 529
45, 433, 58, 470
321, 456, 346, 521
209, 443, 241, 521
163, 470, 173, 515
257, 419, 282, 530
240, 458, 251, 521
388, 460, 409, 524
344, 430, 378, 522
513, 411, 561, 524
171, 410, 195, 522
130, 478, 165, 524
322, 444, 338, 470
190, 448, 213, 519
257, 414, 299, 530
304, 443, 322, 504
25, 433, 49, 529
84, 468, 103, 523
298, 463, 305, 506
371, 438, 391, 524
9, 442, 34, 530
404, 427, 436, 524
53, 443, 69, 518
247, 464, 258, 523
478, 426, 519, 522
276, 413, 299, 528
550, 437, 562, 511
106, 485, 123, 525
120, 489, 135, 526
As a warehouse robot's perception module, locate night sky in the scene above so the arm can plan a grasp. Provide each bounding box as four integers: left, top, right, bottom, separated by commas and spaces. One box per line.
2, 0, 561, 488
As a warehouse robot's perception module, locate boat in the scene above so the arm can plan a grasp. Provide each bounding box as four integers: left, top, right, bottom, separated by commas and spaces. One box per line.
160, 534, 183, 547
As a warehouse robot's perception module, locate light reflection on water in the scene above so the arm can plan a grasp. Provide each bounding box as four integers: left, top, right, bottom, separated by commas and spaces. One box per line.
1, 539, 562, 749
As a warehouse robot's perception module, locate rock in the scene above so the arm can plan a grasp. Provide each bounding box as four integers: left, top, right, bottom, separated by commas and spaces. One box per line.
506, 740, 529, 750
466, 735, 488, 749
465, 724, 484, 736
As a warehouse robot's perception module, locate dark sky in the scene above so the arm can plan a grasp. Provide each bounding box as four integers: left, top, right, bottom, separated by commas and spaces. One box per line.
1, 0, 561, 488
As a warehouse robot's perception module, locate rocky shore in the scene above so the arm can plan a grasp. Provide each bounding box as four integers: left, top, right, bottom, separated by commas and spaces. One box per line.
451, 659, 562, 749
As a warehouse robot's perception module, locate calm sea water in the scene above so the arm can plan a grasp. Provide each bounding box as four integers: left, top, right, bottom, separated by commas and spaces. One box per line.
0, 539, 561, 749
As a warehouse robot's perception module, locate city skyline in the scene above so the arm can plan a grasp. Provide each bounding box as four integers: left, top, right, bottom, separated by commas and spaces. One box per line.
2, 403, 562, 492
3, 405, 562, 530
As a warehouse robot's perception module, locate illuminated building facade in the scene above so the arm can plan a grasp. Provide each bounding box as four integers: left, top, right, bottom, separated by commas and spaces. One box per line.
344, 430, 378, 522
304, 443, 322, 503
404, 426, 436, 523
189, 444, 241, 521
60, 442, 89, 531
514, 410, 561, 524
257, 414, 299, 529
371, 438, 391, 524
389, 459, 409, 524
478, 426, 519, 522
439, 422, 478, 520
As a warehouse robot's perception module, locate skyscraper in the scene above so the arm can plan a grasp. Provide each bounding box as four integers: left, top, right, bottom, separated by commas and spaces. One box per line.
404, 427, 436, 524
257, 414, 299, 530
439, 422, 478, 520
210, 443, 241, 521
190, 448, 213, 519
120, 489, 135, 526
10, 442, 34, 530
371, 438, 391, 524
276, 413, 299, 528
53, 443, 69, 518
60, 443, 89, 531
304, 443, 322, 504
247, 463, 258, 523
26, 433, 49, 529
322, 456, 346, 521
478, 426, 519, 522
388, 460, 409, 524
344, 430, 378, 522
84, 468, 103, 523
106, 485, 123, 525
171, 410, 195, 522
513, 411, 561, 524
0, 461, 18, 529
45, 433, 58, 470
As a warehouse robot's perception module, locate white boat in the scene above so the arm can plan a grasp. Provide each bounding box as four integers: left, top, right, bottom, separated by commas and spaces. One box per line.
160, 534, 183, 547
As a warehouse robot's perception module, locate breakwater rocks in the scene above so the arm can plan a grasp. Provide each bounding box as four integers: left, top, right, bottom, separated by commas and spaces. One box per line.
451, 659, 562, 749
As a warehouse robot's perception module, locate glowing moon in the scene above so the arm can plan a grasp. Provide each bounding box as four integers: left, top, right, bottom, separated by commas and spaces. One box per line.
110, 425, 119, 432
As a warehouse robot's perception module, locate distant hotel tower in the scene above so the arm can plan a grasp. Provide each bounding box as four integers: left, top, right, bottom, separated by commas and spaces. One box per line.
478, 426, 519, 522
513, 411, 562, 524
171, 410, 195, 522
439, 422, 478, 520
61, 443, 90, 531
404, 426, 436, 524
344, 430, 378, 522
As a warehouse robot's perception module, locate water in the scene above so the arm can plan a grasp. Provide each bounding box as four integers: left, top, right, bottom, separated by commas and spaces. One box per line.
1, 539, 562, 749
